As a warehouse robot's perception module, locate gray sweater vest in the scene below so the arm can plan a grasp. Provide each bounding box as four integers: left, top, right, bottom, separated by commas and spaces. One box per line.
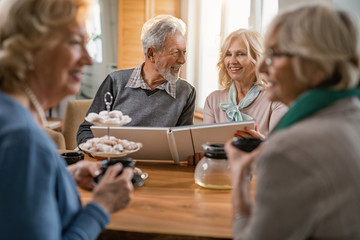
77, 68, 196, 144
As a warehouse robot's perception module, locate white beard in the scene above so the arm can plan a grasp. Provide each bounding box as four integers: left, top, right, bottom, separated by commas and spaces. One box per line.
156, 60, 180, 84
163, 68, 179, 84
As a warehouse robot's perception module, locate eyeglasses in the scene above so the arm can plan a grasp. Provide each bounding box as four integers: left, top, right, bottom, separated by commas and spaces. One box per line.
263, 49, 296, 66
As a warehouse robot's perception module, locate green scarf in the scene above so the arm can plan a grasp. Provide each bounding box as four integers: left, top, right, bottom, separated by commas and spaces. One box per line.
271, 87, 360, 134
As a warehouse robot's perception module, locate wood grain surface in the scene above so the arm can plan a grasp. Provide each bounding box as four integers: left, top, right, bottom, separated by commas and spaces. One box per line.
78, 160, 233, 239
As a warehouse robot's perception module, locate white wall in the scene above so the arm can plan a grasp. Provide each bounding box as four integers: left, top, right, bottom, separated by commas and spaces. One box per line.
279, 0, 360, 15
334, 0, 360, 15
334, 0, 360, 50
279, 0, 331, 10
333, 0, 360, 21
278, 0, 360, 52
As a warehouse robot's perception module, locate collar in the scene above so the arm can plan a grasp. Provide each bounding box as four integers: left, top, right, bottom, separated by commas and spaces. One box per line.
271, 87, 360, 135
219, 81, 262, 121
125, 63, 177, 98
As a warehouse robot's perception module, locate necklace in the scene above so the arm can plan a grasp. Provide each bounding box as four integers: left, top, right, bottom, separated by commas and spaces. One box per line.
24, 85, 48, 126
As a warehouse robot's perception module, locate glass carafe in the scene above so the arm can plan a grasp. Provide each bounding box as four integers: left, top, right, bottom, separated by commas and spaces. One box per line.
194, 143, 231, 189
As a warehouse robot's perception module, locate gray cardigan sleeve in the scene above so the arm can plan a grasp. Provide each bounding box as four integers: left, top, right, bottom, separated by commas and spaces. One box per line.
232, 146, 322, 240
176, 85, 196, 126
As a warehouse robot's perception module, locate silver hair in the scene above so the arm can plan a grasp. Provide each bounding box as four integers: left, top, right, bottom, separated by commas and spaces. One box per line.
141, 15, 186, 56
264, 2, 360, 89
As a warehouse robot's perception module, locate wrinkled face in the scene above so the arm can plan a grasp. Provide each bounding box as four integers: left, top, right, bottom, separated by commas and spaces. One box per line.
32, 23, 92, 108
258, 32, 308, 106
224, 37, 254, 83
155, 32, 186, 83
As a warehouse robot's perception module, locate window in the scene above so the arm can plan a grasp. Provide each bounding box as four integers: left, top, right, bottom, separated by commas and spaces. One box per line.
86, 0, 103, 63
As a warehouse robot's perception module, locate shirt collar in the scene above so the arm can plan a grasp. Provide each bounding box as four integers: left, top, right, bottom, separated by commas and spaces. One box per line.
125, 63, 177, 98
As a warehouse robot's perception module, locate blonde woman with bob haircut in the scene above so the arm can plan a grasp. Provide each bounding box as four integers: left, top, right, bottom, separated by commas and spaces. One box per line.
203, 28, 287, 138
0, 0, 134, 239
226, 3, 360, 239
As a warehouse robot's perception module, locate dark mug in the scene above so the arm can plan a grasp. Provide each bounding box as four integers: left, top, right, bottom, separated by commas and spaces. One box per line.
60, 152, 84, 165
232, 137, 264, 152
93, 157, 145, 187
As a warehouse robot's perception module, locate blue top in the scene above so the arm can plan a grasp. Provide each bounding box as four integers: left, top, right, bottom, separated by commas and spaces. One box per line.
0, 90, 109, 239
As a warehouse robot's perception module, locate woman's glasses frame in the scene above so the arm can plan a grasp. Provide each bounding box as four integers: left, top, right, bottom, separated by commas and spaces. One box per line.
263, 49, 297, 66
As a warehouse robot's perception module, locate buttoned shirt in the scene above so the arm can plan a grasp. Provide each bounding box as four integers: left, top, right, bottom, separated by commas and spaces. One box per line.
125, 63, 177, 98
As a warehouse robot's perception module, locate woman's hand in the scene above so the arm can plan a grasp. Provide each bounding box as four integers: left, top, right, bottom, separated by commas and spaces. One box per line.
236, 124, 265, 139
67, 160, 101, 190
92, 164, 134, 214
225, 140, 263, 216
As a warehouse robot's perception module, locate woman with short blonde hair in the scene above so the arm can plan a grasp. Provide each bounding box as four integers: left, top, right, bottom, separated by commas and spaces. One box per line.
217, 29, 266, 89
203, 28, 287, 138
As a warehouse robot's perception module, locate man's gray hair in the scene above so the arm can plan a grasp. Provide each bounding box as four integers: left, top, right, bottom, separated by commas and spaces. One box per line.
141, 15, 186, 56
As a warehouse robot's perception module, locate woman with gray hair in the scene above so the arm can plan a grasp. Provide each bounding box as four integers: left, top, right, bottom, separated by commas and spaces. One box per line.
203, 29, 287, 138
225, 2, 360, 239
0, 0, 134, 239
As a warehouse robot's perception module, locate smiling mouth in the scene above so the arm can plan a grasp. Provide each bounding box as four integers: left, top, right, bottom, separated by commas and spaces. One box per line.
70, 72, 83, 81
171, 65, 182, 72
229, 66, 242, 72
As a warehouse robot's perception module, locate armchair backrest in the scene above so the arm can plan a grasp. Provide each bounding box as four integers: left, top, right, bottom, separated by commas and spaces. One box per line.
62, 99, 92, 150
45, 128, 66, 150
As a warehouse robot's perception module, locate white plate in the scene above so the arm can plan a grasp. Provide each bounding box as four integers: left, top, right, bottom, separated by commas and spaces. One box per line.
79, 143, 142, 159
85, 116, 132, 127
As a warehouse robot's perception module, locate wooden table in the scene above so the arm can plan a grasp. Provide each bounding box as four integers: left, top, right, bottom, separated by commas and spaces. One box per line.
76, 155, 233, 239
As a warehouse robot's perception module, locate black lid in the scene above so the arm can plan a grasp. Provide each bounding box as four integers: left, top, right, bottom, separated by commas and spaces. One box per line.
202, 143, 227, 159
232, 137, 264, 152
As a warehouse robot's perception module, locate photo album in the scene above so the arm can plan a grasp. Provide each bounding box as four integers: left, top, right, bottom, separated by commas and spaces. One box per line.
91, 120, 255, 163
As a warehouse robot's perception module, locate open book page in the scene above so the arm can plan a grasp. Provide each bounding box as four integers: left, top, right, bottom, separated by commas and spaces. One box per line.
91, 126, 172, 160
188, 121, 255, 153
167, 126, 194, 163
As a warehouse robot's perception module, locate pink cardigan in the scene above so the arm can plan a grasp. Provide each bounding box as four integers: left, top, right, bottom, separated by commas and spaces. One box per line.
203, 89, 288, 136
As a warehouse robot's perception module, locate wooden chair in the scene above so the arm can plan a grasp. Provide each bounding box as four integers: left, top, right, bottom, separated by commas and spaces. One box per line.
193, 111, 203, 125
45, 99, 92, 150
44, 128, 66, 150
62, 99, 93, 150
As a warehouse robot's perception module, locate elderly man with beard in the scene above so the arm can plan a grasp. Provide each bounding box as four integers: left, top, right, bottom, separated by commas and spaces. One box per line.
77, 15, 196, 145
